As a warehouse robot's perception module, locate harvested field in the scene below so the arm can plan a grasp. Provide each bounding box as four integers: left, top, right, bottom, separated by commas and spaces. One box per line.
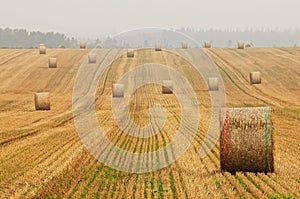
0, 47, 299, 198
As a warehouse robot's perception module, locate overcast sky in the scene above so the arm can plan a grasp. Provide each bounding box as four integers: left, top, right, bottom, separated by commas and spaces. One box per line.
0, 0, 299, 38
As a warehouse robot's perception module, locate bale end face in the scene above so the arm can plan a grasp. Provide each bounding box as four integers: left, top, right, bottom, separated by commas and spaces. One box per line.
112, 84, 124, 98
220, 107, 274, 173
155, 43, 162, 51
250, 72, 261, 84
80, 42, 87, 49
208, 77, 219, 91
49, 58, 57, 68
39, 44, 46, 54
34, 92, 50, 110
88, 54, 97, 64
181, 42, 188, 49
162, 80, 173, 94
127, 49, 135, 58
204, 41, 212, 48
238, 41, 245, 49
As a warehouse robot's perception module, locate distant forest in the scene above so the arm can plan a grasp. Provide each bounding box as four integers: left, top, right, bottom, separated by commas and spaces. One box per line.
0, 28, 78, 48
1, 27, 299, 48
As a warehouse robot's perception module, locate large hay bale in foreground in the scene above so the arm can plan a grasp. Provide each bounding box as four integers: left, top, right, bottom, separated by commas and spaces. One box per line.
162, 80, 173, 94
204, 41, 212, 48
80, 42, 87, 49
88, 54, 97, 63
237, 41, 245, 49
220, 107, 273, 173
127, 49, 134, 58
250, 71, 261, 84
208, 77, 219, 91
155, 43, 162, 51
39, 44, 46, 54
112, 84, 124, 98
34, 92, 50, 110
181, 41, 188, 49
48, 57, 57, 68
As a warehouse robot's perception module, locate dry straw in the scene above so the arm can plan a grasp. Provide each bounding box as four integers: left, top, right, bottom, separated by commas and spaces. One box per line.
34, 92, 50, 110
220, 107, 274, 173
155, 43, 162, 51
162, 80, 173, 94
181, 41, 188, 49
208, 77, 219, 91
204, 41, 212, 48
80, 42, 87, 49
237, 41, 245, 49
112, 84, 124, 98
88, 54, 97, 64
127, 49, 135, 58
39, 44, 46, 54
49, 57, 57, 68
250, 71, 261, 84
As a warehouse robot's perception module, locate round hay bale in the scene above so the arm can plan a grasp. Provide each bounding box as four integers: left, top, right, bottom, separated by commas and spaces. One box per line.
127, 49, 135, 58
34, 92, 50, 110
39, 44, 46, 54
80, 42, 87, 49
245, 44, 252, 48
250, 71, 261, 84
58, 45, 65, 49
220, 107, 273, 173
208, 77, 219, 91
112, 84, 124, 98
162, 80, 173, 94
204, 41, 212, 48
181, 41, 188, 49
155, 43, 162, 51
237, 41, 245, 49
88, 54, 97, 64
48, 57, 57, 68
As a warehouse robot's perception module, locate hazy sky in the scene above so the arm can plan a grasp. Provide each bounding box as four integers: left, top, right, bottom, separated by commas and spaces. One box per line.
0, 0, 299, 38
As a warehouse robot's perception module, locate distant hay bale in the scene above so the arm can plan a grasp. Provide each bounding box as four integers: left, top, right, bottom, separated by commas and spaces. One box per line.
237, 41, 245, 49
155, 43, 162, 51
112, 84, 124, 98
48, 57, 57, 68
127, 49, 135, 58
58, 45, 65, 49
220, 107, 274, 173
245, 44, 252, 48
88, 54, 97, 64
80, 42, 87, 49
34, 92, 50, 110
250, 71, 261, 84
162, 80, 173, 94
181, 41, 188, 49
204, 41, 212, 48
39, 44, 46, 54
208, 77, 219, 91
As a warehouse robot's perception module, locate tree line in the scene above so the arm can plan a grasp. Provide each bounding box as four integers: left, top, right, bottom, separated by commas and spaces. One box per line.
0, 28, 78, 48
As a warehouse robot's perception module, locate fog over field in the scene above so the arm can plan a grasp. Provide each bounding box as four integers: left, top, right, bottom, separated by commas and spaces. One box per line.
0, 0, 299, 37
